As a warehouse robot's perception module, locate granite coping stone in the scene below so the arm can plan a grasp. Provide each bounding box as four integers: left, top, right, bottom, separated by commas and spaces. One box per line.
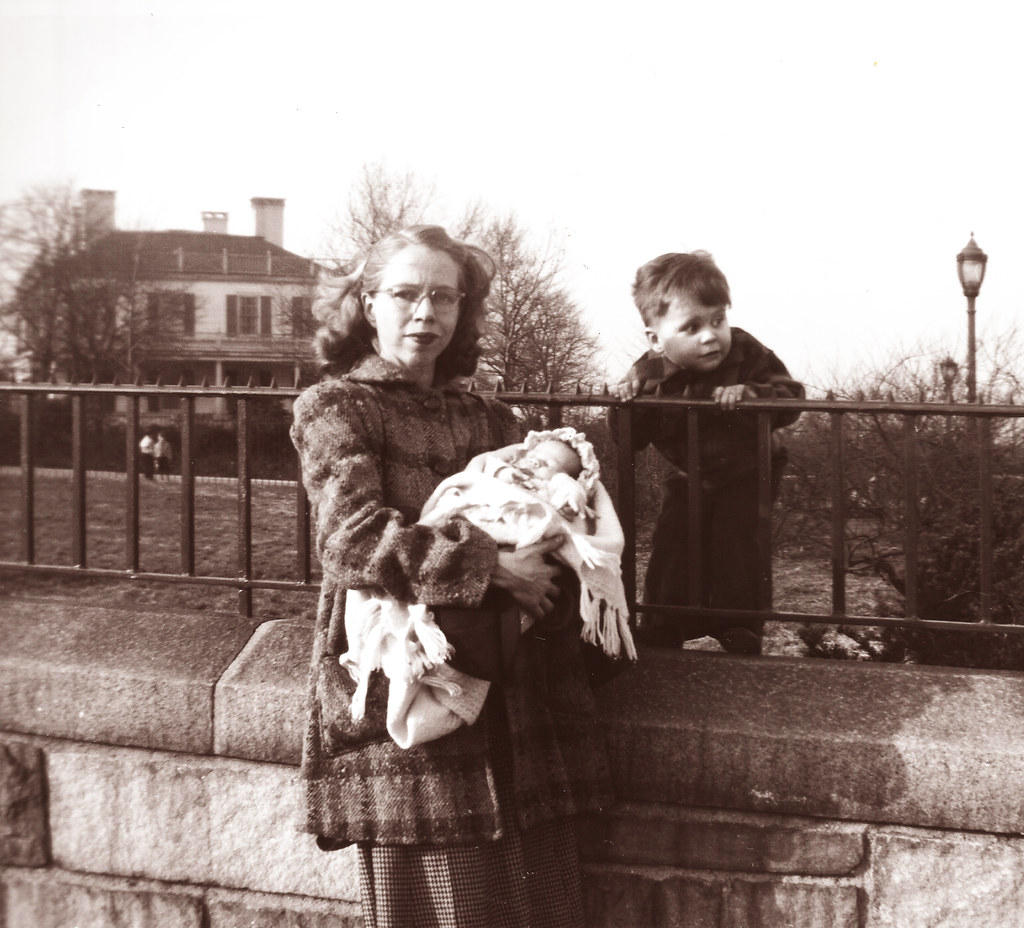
6, 596, 1024, 833
0, 596, 261, 754
214, 618, 309, 765
601, 647, 1024, 833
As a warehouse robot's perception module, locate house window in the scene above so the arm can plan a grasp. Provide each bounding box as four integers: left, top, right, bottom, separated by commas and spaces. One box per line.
145, 291, 196, 336
226, 295, 272, 336
291, 296, 313, 338
241, 297, 260, 335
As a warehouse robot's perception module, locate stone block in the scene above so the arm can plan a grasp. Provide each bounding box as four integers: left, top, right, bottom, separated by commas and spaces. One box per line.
0, 597, 261, 753
46, 741, 361, 900
582, 864, 721, 928
581, 864, 661, 928
599, 648, 1024, 833
0, 738, 48, 866
724, 880, 860, 928
207, 889, 362, 927
868, 830, 1024, 927
2, 867, 204, 928
215, 619, 310, 765
581, 802, 866, 875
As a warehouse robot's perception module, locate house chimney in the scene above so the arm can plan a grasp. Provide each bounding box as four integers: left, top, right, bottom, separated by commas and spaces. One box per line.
251, 197, 284, 247
81, 189, 116, 238
202, 211, 229, 234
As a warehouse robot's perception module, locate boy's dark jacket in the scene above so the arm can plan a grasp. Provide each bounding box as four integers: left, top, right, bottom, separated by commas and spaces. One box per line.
620, 327, 804, 489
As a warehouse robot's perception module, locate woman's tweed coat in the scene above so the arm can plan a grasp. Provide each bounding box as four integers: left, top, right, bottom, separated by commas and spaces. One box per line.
290, 354, 613, 846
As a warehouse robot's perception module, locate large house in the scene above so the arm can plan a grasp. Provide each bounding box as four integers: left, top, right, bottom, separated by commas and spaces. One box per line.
81, 189, 319, 416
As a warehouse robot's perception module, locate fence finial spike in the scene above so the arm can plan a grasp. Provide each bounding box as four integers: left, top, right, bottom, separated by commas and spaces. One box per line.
155, 373, 164, 387
201, 375, 210, 388
546, 381, 555, 394
519, 382, 527, 394
177, 374, 186, 387
826, 390, 835, 401
134, 373, 144, 387
268, 376, 278, 389
246, 375, 255, 388
467, 379, 476, 393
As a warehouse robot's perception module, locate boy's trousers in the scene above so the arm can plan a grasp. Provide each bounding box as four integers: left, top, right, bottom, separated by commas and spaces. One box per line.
640, 461, 784, 647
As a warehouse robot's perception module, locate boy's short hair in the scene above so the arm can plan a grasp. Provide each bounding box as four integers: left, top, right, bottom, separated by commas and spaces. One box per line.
632, 250, 731, 326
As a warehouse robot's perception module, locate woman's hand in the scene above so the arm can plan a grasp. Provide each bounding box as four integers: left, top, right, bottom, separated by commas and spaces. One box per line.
491, 536, 564, 618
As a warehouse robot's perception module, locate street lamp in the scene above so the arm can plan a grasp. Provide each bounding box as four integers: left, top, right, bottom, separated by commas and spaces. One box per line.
956, 234, 987, 403
939, 356, 959, 405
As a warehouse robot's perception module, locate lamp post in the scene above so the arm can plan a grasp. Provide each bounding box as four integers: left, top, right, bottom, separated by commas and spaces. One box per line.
956, 234, 987, 403
939, 356, 959, 405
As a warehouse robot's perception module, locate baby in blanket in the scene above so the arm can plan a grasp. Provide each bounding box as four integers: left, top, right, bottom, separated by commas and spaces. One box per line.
341, 427, 636, 748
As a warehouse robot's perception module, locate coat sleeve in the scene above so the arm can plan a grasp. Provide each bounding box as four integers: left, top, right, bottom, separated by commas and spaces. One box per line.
606, 353, 664, 453
739, 341, 805, 430
291, 382, 498, 608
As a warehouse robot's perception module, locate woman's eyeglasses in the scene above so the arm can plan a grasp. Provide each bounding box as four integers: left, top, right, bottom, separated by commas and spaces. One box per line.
370, 287, 465, 311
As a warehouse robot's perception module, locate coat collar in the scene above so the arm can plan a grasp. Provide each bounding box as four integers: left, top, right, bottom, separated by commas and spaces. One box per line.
345, 353, 468, 393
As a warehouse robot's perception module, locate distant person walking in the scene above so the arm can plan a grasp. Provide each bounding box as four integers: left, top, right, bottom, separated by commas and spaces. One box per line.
139, 429, 156, 481
154, 431, 173, 480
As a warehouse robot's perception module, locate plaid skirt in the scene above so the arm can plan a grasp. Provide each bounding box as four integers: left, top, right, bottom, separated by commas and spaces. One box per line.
357, 697, 585, 928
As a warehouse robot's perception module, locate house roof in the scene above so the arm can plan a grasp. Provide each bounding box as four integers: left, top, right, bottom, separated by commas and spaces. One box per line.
82, 230, 316, 279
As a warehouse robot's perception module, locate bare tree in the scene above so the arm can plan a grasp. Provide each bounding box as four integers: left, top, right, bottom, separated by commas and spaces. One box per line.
475, 213, 600, 391
0, 184, 198, 382
323, 163, 601, 390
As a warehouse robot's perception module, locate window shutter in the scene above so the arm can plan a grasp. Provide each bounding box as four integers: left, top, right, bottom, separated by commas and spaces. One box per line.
183, 293, 196, 336
260, 296, 272, 336
226, 295, 238, 335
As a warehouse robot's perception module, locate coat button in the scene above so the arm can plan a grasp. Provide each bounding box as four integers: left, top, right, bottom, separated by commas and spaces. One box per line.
431, 459, 454, 476
423, 396, 442, 411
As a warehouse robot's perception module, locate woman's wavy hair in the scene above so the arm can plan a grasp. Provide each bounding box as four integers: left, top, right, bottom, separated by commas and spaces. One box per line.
311, 225, 495, 381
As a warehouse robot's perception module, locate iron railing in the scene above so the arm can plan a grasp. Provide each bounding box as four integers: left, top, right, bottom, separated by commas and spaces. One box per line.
1, 381, 1022, 639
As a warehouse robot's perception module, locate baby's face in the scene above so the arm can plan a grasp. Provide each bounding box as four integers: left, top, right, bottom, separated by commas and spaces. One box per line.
520, 440, 582, 481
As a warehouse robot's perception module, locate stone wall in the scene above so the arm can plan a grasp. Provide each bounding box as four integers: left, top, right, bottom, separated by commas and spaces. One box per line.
4, 596, 1024, 927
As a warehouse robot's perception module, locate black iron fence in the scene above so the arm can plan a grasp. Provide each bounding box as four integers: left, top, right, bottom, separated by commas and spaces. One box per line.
2, 380, 1023, 642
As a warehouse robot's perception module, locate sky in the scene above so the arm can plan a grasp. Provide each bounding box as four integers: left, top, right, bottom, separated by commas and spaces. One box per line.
2, 0, 1023, 394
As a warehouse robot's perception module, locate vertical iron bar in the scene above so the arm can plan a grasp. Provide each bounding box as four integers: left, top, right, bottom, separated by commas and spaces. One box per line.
180, 395, 196, 575
613, 402, 637, 622
19, 392, 35, 563
756, 411, 773, 609
295, 443, 312, 584
829, 411, 846, 616
901, 414, 919, 618
547, 401, 563, 429
71, 393, 87, 568
978, 416, 993, 623
686, 407, 702, 608
237, 396, 253, 616
125, 395, 140, 571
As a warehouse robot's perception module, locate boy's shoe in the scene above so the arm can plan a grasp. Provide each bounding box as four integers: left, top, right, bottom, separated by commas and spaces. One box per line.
716, 626, 763, 656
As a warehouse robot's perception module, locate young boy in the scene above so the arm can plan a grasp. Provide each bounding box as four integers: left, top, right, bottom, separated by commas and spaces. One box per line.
611, 250, 804, 655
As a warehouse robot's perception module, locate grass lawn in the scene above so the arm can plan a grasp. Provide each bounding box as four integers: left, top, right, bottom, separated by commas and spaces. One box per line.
0, 470, 896, 657
0, 470, 320, 621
